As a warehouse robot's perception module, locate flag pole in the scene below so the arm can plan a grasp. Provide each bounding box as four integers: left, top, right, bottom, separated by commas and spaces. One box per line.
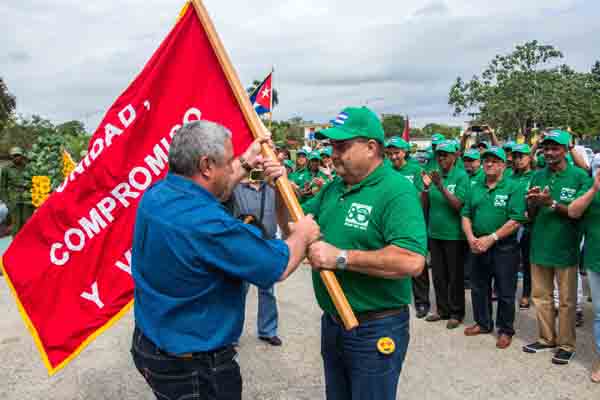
268, 66, 274, 131
189, 0, 358, 330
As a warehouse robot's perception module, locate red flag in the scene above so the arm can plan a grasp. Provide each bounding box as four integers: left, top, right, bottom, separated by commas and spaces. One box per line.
1, 3, 255, 375
402, 116, 410, 142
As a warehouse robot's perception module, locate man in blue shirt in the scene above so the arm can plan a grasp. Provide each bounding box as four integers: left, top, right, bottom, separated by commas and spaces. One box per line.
131, 120, 320, 400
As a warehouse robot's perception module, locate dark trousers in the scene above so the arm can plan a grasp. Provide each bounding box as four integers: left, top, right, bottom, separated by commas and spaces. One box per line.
321, 311, 410, 400
412, 263, 431, 307
471, 238, 519, 336
430, 239, 467, 320
519, 229, 532, 299
131, 327, 241, 400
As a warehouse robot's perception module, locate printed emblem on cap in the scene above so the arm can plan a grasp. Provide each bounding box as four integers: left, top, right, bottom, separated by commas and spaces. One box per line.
333, 112, 349, 126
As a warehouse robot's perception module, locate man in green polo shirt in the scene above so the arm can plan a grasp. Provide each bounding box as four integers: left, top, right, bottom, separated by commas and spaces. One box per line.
567, 170, 600, 382
463, 149, 484, 186
523, 129, 592, 365
461, 147, 527, 349
511, 144, 535, 309
423, 133, 446, 172
386, 136, 430, 318
422, 140, 469, 329
268, 106, 427, 400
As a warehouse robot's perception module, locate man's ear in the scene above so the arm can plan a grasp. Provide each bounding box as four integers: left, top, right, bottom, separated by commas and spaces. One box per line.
197, 156, 212, 178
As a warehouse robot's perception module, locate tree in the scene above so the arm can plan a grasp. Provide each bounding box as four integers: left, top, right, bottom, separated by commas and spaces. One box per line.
0, 115, 54, 155
381, 114, 405, 138
246, 79, 279, 109
449, 40, 566, 137
57, 120, 91, 159
422, 123, 461, 138
0, 77, 16, 132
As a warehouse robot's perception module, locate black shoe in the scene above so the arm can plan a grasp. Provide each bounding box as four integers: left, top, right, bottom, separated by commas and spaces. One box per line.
259, 336, 282, 346
576, 311, 584, 327
552, 349, 575, 365
415, 305, 429, 319
523, 341, 557, 353
424, 313, 449, 322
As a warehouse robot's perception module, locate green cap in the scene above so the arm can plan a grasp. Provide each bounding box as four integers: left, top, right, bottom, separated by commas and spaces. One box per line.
502, 141, 516, 151
308, 151, 322, 161
542, 130, 570, 146
511, 144, 531, 155
482, 146, 507, 162
431, 133, 446, 145
316, 107, 384, 143
463, 149, 481, 160
296, 148, 308, 156
435, 140, 458, 153
283, 159, 295, 169
9, 147, 24, 157
320, 146, 333, 157
385, 136, 410, 150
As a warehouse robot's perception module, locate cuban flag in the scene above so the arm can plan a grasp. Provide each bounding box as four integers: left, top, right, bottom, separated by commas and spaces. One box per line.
332, 112, 349, 126
249, 72, 273, 115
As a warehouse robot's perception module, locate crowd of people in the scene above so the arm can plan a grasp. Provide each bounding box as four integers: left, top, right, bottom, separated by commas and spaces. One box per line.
129, 108, 600, 400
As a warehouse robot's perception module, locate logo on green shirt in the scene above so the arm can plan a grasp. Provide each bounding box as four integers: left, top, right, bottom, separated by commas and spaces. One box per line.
447, 184, 456, 194
560, 187, 576, 202
494, 194, 508, 207
345, 203, 372, 230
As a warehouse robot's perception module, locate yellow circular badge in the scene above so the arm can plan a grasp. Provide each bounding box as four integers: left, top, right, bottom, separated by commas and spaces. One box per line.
376, 337, 395, 355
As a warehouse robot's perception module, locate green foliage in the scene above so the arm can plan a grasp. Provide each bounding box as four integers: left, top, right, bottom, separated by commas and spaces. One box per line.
24, 127, 66, 193
0, 115, 54, 155
449, 40, 600, 137
381, 114, 405, 138
0, 78, 16, 132
57, 120, 90, 159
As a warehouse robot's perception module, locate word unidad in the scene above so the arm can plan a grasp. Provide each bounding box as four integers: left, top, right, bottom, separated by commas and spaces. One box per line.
50, 104, 203, 268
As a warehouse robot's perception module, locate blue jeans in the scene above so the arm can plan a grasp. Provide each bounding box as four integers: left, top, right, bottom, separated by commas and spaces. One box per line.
131, 327, 241, 400
243, 283, 278, 337
321, 311, 410, 400
588, 271, 600, 355
471, 238, 519, 335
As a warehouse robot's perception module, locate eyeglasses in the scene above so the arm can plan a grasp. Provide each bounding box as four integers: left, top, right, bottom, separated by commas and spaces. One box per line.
330, 138, 369, 154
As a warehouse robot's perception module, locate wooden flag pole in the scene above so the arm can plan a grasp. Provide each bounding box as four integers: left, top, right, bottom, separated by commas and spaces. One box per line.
190, 0, 358, 330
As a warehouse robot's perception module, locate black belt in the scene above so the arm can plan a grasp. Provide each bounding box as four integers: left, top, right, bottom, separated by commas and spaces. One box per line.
330, 305, 409, 325
166, 345, 236, 362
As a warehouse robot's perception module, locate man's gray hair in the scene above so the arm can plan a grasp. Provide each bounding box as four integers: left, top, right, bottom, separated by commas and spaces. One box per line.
168, 120, 232, 177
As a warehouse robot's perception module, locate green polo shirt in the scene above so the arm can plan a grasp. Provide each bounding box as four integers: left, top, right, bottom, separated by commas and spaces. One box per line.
462, 176, 527, 237
425, 157, 463, 172
290, 168, 327, 202
394, 161, 424, 192
509, 169, 534, 189
302, 162, 427, 315
529, 164, 592, 268
427, 165, 469, 240
583, 193, 600, 273
503, 167, 514, 179
468, 168, 485, 187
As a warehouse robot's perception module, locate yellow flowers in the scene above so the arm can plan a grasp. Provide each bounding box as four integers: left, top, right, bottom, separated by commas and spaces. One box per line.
62, 150, 76, 178
31, 176, 51, 208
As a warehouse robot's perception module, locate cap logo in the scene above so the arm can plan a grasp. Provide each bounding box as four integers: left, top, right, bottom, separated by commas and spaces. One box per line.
333, 112, 349, 126
546, 132, 560, 138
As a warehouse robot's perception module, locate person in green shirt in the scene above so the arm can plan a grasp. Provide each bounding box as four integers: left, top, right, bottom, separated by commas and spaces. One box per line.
567, 170, 600, 382
510, 144, 535, 309
523, 129, 592, 365
0, 147, 35, 236
320, 146, 337, 180
421, 140, 469, 329
423, 133, 446, 172
386, 136, 430, 318
461, 146, 527, 349
299, 151, 329, 201
289, 149, 312, 202
463, 149, 484, 186
267, 106, 427, 400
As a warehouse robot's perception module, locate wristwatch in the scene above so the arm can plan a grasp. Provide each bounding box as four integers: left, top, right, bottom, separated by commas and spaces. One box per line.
550, 200, 558, 211
336, 250, 348, 271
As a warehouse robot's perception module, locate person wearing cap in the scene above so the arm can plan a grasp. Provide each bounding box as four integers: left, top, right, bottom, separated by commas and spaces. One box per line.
422, 140, 469, 329
386, 136, 430, 318
567, 168, 600, 382
423, 133, 446, 172
510, 144, 535, 309
297, 151, 328, 200
267, 106, 427, 400
463, 149, 484, 186
0, 146, 35, 236
523, 129, 592, 365
283, 159, 295, 175
289, 149, 310, 199
461, 147, 527, 348
320, 146, 336, 180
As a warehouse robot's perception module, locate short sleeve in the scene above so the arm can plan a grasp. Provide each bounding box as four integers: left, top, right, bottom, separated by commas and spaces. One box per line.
413, 167, 425, 192
460, 188, 473, 219
576, 171, 593, 198
191, 217, 289, 289
508, 184, 528, 223
381, 189, 427, 256
301, 180, 329, 218
453, 173, 469, 203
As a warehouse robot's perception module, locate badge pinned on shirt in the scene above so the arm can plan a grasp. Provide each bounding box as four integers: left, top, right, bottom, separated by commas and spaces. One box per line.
376, 337, 395, 355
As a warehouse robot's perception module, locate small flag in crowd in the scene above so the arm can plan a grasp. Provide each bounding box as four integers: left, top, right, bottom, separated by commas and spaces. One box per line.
402, 116, 410, 142
249, 71, 273, 115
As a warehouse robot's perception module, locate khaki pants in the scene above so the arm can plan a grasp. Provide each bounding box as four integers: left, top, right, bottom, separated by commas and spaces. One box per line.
531, 264, 577, 352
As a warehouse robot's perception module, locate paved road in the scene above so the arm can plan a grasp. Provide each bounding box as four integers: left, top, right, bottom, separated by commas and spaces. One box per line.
0, 263, 598, 399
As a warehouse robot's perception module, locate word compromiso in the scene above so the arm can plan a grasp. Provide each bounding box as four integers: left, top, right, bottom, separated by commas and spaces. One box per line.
50, 105, 202, 267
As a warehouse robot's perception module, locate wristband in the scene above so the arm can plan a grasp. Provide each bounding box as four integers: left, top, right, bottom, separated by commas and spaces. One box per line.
491, 232, 499, 242
550, 200, 558, 210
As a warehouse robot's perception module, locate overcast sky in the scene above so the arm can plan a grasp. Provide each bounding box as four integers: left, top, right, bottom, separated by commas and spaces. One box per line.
2, 0, 599, 132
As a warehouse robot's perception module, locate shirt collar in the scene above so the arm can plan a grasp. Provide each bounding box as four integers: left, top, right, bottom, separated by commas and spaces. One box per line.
342, 161, 387, 193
